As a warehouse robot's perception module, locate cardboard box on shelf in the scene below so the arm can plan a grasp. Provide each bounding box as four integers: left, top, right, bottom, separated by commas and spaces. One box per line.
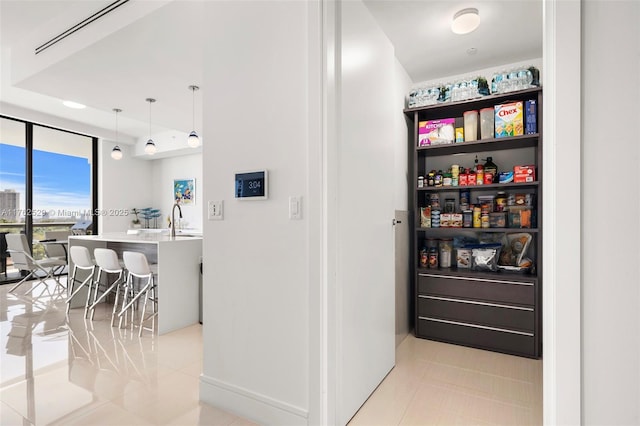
418, 118, 455, 146
514, 165, 536, 183
494, 101, 523, 138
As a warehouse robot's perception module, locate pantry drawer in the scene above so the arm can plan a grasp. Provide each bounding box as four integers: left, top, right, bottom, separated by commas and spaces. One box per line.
417, 294, 534, 332
418, 273, 535, 305
417, 316, 536, 358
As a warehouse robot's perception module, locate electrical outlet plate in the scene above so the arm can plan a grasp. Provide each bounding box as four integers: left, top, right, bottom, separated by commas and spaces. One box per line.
289, 196, 302, 220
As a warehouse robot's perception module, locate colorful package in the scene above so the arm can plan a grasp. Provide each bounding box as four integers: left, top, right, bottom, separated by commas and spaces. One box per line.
494, 101, 523, 138
418, 118, 455, 146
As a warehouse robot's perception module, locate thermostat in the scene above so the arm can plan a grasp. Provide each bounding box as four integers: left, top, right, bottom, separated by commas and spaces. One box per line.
235, 170, 268, 200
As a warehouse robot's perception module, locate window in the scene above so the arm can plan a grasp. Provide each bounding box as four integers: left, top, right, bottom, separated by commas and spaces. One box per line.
0, 116, 97, 283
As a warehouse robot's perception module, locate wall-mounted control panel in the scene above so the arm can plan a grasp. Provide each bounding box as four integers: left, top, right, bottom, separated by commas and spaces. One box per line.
235, 170, 268, 200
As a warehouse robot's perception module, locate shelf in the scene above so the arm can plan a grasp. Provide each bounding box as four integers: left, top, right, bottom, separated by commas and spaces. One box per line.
416, 227, 538, 234
404, 86, 542, 115
416, 134, 539, 156
416, 266, 538, 282
418, 182, 538, 192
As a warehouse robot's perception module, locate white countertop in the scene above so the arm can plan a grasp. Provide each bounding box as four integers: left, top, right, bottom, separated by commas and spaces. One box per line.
69, 232, 202, 244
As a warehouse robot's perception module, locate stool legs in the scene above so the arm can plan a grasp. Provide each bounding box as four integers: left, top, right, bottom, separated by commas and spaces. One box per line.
66, 265, 96, 316
88, 269, 124, 321
139, 278, 157, 336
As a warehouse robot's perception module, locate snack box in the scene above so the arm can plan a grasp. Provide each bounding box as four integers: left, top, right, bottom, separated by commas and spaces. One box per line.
456, 248, 472, 269
440, 213, 452, 227
498, 171, 514, 183
514, 165, 536, 183
525, 99, 537, 134
450, 213, 463, 228
420, 207, 431, 228
508, 206, 534, 228
418, 118, 455, 146
494, 101, 523, 138
489, 212, 507, 228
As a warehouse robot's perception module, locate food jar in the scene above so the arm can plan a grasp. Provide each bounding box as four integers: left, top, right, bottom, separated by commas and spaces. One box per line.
439, 238, 453, 268
463, 110, 478, 141
480, 107, 495, 139
463, 210, 473, 228
473, 206, 482, 228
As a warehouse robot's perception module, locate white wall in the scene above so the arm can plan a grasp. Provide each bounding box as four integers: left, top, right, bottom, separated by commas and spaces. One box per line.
150, 153, 202, 231
394, 58, 413, 211
581, 1, 640, 424
199, 1, 312, 424
98, 139, 153, 232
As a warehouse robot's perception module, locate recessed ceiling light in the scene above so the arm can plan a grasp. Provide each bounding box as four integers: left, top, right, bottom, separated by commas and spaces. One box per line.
62, 100, 86, 109
451, 8, 480, 35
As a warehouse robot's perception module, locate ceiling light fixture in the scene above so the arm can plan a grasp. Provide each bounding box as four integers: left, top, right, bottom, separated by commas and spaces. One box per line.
62, 100, 86, 109
451, 8, 480, 35
145, 98, 157, 155
187, 85, 200, 148
111, 108, 123, 160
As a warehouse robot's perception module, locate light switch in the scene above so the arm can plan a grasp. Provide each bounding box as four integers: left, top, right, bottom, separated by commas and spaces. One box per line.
208, 200, 223, 220
289, 196, 302, 220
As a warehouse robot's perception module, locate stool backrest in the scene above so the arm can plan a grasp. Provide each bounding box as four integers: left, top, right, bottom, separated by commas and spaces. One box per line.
94, 248, 122, 272
5, 233, 34, 270
123, 251, 152, 277
69, 246, 94, 269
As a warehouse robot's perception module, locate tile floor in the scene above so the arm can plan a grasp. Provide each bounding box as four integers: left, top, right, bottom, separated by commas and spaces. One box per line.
1, 278, 542, 425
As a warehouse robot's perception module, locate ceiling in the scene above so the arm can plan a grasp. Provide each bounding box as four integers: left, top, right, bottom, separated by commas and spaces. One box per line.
0, 0, 542, 145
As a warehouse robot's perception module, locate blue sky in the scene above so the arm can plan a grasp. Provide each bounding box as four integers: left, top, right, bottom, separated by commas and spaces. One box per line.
0, 143, 90, 217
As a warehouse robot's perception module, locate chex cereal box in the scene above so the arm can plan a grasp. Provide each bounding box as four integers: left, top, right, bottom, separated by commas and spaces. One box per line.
494, 101, 523, 138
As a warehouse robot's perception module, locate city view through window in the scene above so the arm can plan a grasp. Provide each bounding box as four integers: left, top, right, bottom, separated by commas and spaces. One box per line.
0, 117, 93, 281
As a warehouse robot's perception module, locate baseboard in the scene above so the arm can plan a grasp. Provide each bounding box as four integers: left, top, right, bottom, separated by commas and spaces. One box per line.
199, 374, 309, 425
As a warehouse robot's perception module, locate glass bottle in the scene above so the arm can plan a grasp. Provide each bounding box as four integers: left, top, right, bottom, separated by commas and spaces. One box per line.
484, 156, 498, 183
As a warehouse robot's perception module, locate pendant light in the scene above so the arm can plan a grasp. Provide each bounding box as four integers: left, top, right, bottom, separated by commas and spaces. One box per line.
145, 98, 157, 155
187, 85, 200, 148
111, 108, 123, 160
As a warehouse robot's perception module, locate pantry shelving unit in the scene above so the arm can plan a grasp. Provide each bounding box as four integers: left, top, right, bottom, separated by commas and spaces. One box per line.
405, 86, 543, 358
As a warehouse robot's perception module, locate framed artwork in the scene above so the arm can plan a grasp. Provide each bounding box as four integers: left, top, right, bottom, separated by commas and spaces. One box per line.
174, 178, 195, 205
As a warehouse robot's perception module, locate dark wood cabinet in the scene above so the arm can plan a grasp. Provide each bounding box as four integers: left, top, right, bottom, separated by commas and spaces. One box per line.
405, 87, 543, 358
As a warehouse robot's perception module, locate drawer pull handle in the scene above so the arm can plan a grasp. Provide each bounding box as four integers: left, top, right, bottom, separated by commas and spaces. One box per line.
419, 295, 534, 311
419, 316, 534, 337
419, 273, 534, 286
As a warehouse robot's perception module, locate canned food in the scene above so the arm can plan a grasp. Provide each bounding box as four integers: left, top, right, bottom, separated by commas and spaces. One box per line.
481, 213, 490, 228
463, 210, 473, 227
473, 206, 482, 228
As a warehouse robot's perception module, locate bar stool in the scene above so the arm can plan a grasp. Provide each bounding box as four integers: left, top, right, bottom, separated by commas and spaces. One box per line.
119, 251, 157, 336
89, 248, 126, 323
66, 246, 97, 316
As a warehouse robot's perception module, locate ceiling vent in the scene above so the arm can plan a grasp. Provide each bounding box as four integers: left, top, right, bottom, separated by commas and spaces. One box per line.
35, 0, 129, 55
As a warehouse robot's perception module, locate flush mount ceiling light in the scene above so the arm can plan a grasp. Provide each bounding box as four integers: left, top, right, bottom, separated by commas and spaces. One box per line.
62, 100, 86, 109
111, 108, 123, 160
145, 98, 157, 155
187, 85, 200, 148
451, 8, 480, 35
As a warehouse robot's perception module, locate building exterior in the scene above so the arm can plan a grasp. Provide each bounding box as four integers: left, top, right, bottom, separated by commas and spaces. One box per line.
0, 190, 19, 222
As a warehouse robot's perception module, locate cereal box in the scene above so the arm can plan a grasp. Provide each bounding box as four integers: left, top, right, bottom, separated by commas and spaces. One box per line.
525, 99, 537, 134
494, 101, 523, 138
418, 118, 455, 146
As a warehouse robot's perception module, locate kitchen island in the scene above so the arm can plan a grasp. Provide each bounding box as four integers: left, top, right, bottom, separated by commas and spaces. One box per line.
68, 232, 202, 335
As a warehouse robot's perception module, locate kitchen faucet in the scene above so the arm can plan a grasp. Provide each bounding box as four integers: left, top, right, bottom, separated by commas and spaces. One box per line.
171, 201, 183, 238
